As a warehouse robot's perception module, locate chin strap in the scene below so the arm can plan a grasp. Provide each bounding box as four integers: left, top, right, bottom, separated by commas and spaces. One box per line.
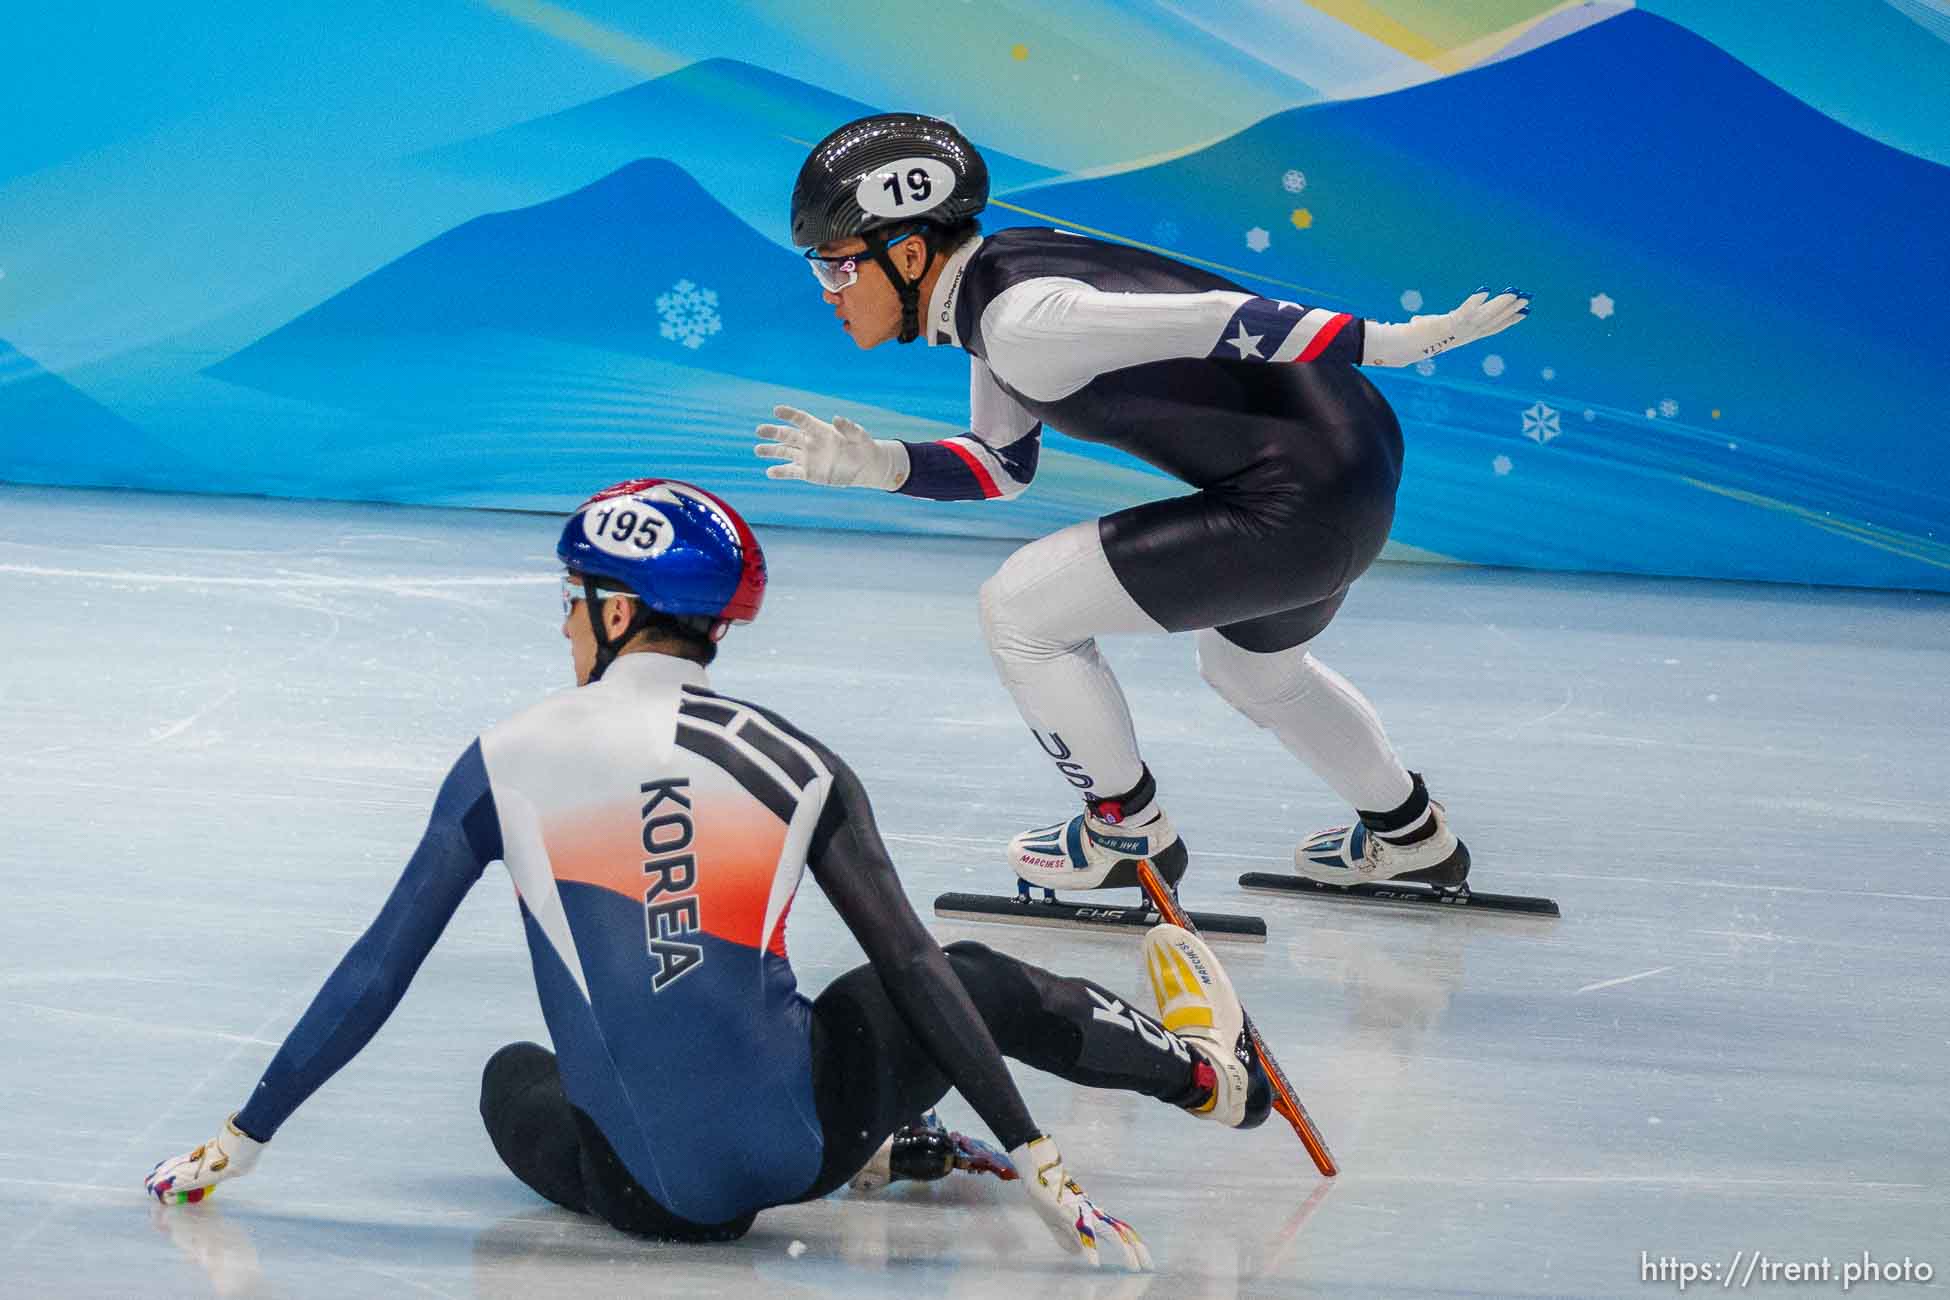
865, 229, 939, 344
582, 577, 651, 683
582, 578, 727, 679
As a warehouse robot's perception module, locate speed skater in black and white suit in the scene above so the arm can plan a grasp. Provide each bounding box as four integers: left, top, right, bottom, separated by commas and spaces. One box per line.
757, 113, 1531, 897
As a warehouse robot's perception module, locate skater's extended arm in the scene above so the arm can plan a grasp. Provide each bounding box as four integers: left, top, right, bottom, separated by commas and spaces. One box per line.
891, 360, 1041, 502
799, 751, 1039, 1150
753, 361, 1041, 502
231, 743, 502, 1141
146, 743, 502, 1203
977, 281, 1530, 401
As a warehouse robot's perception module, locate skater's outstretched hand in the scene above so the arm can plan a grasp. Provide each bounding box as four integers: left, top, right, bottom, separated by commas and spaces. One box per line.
145, 1115, 264, 1205
754, 405, 908, 489
1362, 287, 1530, 367
1010, 1134, 1153, 1271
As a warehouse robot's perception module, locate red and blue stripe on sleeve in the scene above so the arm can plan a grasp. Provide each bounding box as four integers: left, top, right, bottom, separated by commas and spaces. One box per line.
1206, 297, 1363, 366
897, 426, 1042, 502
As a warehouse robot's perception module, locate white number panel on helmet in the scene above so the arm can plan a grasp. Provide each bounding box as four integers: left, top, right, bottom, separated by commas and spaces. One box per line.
583, 496, 675, 559
856, 157, 955, 219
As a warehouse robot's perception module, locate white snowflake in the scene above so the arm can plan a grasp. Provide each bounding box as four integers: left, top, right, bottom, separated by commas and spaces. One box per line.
1522, 402, 1561, 444
1482, 354, 1505, 377
1583, 408, 1596, 421
656, 279, 723, 350
1414, 359, 1437, 377
1492, 454, 1513, 476
1282, 169, 1307, 194
1541, 366, 1556, 380
1152, 219, 1180, 244
1245, 227, 1270, 253
1590, 292, 1615, 320
1400, 289, 1424, 312
1645, 407, 1658, 419
1659, 397, 1679, 419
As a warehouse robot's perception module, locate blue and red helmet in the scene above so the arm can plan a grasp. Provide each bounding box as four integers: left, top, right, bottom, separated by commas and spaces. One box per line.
556, 478, 766, 626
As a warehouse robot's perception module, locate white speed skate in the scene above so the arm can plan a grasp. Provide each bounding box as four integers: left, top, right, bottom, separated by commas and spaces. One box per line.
1010, 803, 1187, 894
1140, 924, 1269, 1128
1296, 772, 1470, 889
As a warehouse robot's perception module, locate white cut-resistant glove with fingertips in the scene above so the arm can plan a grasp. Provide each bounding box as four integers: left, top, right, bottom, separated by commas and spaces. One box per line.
1362, 287, 1531, 367
754, 405, 909, 489
1010, 1134, 1153, 1271
146, 1115, 265, 1205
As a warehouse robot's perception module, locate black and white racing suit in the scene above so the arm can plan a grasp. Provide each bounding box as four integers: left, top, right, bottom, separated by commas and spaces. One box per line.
892, 226, 1416, 817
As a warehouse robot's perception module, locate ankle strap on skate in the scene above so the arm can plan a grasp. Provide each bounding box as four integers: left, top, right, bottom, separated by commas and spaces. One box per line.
1087, 767, 1157, 826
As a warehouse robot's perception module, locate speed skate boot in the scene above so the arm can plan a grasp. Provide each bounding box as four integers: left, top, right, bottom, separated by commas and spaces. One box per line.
1296, 771, 1471, 889
1141, 924, 1270, 1129
847, 1110, 1016, 1193
1008, 767, 1188, 896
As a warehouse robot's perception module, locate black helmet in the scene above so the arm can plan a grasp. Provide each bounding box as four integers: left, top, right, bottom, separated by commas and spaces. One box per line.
791, 113, 989, 343
791, 113, 988, 248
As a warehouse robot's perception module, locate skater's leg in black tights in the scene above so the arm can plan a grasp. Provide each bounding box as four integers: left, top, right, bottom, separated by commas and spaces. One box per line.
942, 940, 1199, 1099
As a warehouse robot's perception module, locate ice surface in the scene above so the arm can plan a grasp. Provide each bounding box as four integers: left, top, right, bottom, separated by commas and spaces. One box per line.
1, 485, 1945, 1297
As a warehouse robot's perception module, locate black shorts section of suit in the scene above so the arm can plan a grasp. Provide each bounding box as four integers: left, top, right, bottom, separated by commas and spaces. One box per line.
1093, 362, 1403, 652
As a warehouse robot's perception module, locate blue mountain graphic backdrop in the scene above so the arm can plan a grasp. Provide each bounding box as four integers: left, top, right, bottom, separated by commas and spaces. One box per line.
2, 6, 1946, 588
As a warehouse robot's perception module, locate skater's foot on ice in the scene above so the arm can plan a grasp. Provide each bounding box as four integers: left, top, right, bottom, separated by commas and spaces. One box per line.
1011, 769, 1187, 893
1296, 772, 1469, 888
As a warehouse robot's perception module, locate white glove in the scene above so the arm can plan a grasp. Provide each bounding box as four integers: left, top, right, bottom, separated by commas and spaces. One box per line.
1010, 1134, 1152, 1271
145, 1115, 264, 1205
754, 405, 909, 489
1361, 286, 1530, 367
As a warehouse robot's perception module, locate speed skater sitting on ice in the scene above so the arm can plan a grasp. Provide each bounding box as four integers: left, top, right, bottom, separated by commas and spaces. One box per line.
144, 478, 1276, 1271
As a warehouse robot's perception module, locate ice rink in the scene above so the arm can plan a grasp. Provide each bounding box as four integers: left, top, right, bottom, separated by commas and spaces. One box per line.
2, 484, 1944, 1298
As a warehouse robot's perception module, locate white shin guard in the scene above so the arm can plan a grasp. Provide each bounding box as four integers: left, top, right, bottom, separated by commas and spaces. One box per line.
1195, 629, 1413, 813
980, 522, 1167, 800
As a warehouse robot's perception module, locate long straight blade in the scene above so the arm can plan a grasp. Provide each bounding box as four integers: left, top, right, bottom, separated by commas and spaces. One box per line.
1134, 859, 1338, 1177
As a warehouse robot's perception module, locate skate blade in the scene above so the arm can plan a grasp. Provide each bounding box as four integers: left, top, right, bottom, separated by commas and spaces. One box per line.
1240, 872, 1560, 917
932, 892, 1266, 943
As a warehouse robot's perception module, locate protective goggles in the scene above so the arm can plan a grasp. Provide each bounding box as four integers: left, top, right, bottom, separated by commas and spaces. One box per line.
803, 228, 924, 292
560, 574, 637, 618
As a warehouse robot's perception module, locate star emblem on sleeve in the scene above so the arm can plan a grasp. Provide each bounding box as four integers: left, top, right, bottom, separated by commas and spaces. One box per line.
1226, 321, 1266, 360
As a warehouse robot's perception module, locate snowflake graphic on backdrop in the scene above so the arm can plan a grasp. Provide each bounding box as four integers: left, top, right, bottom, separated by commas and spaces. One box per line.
1282, 169, 1307, 194
656, 279, 722, 350
1659, 397, 1679, 419
1414, 359, 1437, 377
1400, 289, 1424, 312
1245, 227, 1270, 253
1492, 454, 1513, 476
1590, 292, 1615, 320
1522, 401, 1562, 444
1152, 219, 1181, 245
1482, 354, 1506, 377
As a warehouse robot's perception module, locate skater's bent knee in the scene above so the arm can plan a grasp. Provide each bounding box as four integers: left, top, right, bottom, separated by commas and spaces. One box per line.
979, 574, 1086, 662
480, 1041, 555, 1107
1196, 630, 1316, 710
